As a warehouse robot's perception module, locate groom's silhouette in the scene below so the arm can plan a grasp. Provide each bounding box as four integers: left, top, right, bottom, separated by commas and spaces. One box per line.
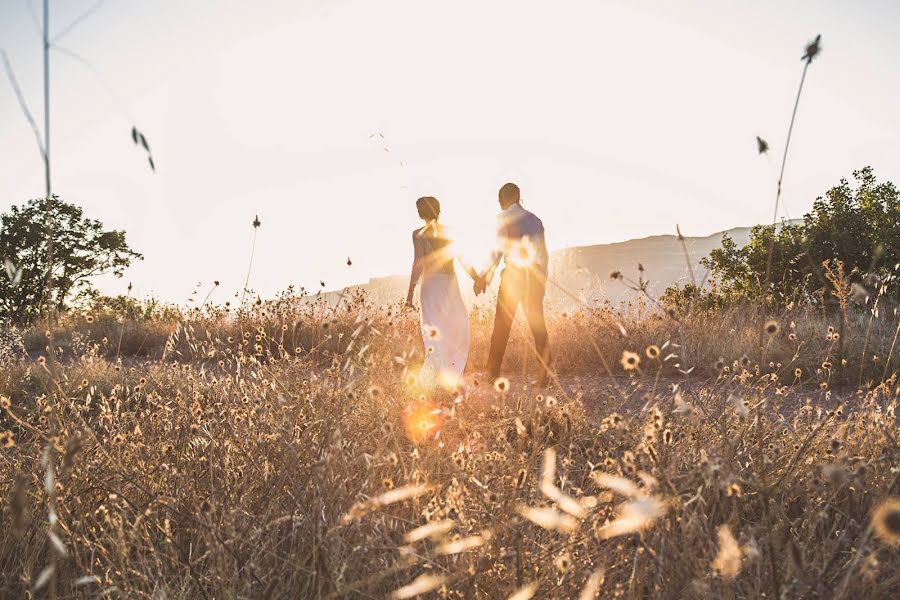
476, 183, 551, 386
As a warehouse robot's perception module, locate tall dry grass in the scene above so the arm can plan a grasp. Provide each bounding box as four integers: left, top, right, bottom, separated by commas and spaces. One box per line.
1, 290, 899, 598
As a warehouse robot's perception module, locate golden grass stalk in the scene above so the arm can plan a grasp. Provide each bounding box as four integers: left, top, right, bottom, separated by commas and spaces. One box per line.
403, 519, 455, 544
390, 573, 447, 599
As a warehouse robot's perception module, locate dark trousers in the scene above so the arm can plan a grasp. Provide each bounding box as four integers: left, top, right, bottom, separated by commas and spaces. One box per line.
486, 267, 551, 380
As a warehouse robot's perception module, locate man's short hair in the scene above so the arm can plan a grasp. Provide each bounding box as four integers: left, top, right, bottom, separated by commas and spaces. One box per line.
416, 196, 440, 220
499, 183, 520, 207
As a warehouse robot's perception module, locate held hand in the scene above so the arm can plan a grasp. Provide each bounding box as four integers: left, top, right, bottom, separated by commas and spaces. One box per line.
473, 278, 486, 295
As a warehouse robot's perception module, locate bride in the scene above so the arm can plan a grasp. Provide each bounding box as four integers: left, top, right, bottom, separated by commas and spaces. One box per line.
405, 196, 480, 389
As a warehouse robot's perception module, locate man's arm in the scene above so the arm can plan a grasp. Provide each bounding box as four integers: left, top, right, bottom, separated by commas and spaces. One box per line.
479, 250, 502, 288
478, 216, 507, 287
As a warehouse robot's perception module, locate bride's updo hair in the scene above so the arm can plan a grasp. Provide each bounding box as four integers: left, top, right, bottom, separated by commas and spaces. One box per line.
416, 196, 440, 221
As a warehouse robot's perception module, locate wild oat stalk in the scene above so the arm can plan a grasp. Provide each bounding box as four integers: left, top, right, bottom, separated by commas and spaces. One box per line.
761, 34, 821, 300
240, 215, 262, 311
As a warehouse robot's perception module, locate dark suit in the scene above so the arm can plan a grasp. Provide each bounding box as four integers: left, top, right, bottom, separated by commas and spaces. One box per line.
483, 203, 550, 382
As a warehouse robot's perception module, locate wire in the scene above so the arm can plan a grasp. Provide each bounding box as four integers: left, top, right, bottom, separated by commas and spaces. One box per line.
22, 0, 42, 37
51, 43, 134, 122
51, 0, 106, 43
1, 48, 47, 161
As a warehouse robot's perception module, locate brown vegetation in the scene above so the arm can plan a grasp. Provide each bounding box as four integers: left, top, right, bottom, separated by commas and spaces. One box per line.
1, 291, 899, 598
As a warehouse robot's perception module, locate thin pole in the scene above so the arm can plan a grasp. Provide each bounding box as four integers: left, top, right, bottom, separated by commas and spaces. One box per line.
43, 0, 51, 198
42, 0, 58, 376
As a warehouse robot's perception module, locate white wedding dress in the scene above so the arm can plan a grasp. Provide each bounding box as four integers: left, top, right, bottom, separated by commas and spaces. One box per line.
414, 227, 470, 388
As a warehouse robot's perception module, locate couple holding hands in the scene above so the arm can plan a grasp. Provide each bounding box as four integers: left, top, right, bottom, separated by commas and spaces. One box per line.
405, 183, 551, 389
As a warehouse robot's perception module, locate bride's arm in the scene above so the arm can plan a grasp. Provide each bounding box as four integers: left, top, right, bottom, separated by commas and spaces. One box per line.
455, 254, 481, 283
406, 230, 423, 306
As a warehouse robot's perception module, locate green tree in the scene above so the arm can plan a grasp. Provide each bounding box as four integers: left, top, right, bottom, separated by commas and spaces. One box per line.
699, 167, 899, 305
0, 196, 142, 323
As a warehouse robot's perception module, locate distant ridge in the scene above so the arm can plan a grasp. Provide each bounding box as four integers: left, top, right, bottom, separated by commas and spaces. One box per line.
325, 223, 794, 309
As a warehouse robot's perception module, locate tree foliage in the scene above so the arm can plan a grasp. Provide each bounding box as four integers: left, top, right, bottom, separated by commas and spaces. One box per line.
689, 167, 899, 306
0, 196, 142, 323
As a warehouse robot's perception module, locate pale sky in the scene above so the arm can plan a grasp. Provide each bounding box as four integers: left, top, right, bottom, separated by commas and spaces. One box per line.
2, 0, 899, 304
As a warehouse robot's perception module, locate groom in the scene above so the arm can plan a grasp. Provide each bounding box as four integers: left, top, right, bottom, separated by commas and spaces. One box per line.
475, 183, 551, 386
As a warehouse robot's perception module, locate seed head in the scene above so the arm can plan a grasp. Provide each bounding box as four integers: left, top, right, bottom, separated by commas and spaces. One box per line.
872, 498, 900, 546
0, 430, 15, 449
620, 351, 640, 371
803, 34, 822, 63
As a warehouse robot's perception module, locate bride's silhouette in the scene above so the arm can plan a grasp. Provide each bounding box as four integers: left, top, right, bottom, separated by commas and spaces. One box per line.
406, 196, 480, 388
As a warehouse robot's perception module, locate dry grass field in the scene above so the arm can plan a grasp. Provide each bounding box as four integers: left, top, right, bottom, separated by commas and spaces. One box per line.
1, 290, 899, 598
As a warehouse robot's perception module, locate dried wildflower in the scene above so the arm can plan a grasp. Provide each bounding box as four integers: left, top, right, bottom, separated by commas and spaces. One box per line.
620, 351, 640, 371
803, 34, 821, 63
554, 551, 573, 573
645, 345, 660, 359
712, 525, 743, 579
728, 394, 749, 419
424, 325, 441, 340
493, 377, 510, 393
0, 430, 15, 449
545, 395, 558, 408
794, 367, 802, 379
725, 483, 743, 497
764, 320, 780, 336
871, 498, 900, 546
0, 395, 10, 410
